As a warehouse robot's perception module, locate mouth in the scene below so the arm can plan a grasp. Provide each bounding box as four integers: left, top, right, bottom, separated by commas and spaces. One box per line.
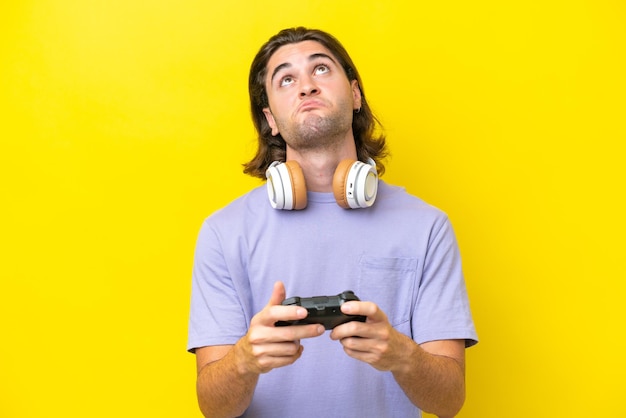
298, 99, 325, 112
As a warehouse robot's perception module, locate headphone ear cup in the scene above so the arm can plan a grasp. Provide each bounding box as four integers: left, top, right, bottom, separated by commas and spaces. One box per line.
266, 161, 308, 210
332, 159, 378, 209
283, 161, 307, 210
332, 159, 356, 209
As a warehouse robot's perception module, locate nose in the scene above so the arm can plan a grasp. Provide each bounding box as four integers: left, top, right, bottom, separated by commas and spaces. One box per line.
299, 74, 319, 97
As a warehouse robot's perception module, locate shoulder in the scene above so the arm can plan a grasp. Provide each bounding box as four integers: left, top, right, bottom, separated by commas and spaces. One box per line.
206, 185, 266, 219
197, 185, 268, 237
376, 181, 450, 223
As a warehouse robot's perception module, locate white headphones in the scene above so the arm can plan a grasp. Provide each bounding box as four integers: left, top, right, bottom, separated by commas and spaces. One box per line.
265, 159, 378, 210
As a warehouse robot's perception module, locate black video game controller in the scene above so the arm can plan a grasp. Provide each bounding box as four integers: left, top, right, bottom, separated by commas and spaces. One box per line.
275, 290, 366, 330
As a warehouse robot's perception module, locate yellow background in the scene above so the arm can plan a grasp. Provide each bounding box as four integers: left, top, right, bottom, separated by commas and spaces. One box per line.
1, 1, 624, 417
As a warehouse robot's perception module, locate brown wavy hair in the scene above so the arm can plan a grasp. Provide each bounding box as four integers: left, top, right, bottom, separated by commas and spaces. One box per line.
243, 27, 388, 179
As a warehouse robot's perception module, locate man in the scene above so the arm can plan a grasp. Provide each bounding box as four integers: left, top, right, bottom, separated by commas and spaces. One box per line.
188, 27, 478, 418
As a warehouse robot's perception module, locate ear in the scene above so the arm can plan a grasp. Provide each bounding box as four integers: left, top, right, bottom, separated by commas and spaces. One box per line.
351, 80, 362, 111
263, 108, 279, 136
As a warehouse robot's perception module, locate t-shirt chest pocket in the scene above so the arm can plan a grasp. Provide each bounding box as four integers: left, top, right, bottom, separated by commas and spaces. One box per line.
357, 256, 418, 330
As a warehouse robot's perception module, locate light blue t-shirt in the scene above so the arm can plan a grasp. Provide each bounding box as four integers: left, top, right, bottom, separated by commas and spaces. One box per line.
188, 181, 478, 417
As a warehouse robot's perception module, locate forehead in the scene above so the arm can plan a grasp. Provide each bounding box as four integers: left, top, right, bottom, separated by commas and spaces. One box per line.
266, 40, 337, 76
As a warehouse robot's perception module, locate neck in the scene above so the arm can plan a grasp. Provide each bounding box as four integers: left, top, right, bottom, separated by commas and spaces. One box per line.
286, 138, 357, 193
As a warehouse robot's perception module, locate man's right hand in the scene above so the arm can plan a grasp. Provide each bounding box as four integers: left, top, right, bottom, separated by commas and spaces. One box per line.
195, 281, 324, 417
233, 281, 325, 375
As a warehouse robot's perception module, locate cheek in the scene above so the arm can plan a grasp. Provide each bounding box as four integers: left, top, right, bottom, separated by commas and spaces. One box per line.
271, 98, 294, 120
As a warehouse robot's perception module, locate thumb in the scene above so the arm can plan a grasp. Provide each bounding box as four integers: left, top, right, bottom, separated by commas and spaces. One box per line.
267, 281, 286, 306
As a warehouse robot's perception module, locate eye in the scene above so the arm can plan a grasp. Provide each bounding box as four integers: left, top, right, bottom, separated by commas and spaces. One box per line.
280, 76, 294, 87
314, 64, 330, 75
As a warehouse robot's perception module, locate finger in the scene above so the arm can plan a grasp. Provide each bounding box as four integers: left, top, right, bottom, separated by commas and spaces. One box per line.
256, 344, 305, 373
249, 315, 322, 345
329, 320, 368, 340
253, 340, 303, 358
252, 282, 294, 328
267, 281, 286, 307
269, 308, 326, 337
341, 301, 387, 322
277, 323, 325, 340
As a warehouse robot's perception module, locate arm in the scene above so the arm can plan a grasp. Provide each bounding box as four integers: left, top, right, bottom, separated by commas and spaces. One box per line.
195, 282, 325, 418
392, 338, 465, 418
330, 302, 466, 418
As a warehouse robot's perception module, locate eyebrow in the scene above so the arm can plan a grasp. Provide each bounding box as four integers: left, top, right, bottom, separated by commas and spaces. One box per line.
269, 52, 338, 84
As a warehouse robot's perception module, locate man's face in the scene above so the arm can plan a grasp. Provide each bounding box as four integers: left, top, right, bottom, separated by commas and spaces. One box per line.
262, 40, 362, 153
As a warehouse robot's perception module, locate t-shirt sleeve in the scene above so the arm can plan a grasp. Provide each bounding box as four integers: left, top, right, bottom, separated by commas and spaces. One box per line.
412, 215, 478, 347
187, 219, 248, 352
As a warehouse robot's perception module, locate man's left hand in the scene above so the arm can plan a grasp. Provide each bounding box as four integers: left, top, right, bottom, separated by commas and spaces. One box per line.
329, 301, 415, 372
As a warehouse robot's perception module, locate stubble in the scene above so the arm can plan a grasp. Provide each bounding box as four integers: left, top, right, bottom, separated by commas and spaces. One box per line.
275, 101, 354, 153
